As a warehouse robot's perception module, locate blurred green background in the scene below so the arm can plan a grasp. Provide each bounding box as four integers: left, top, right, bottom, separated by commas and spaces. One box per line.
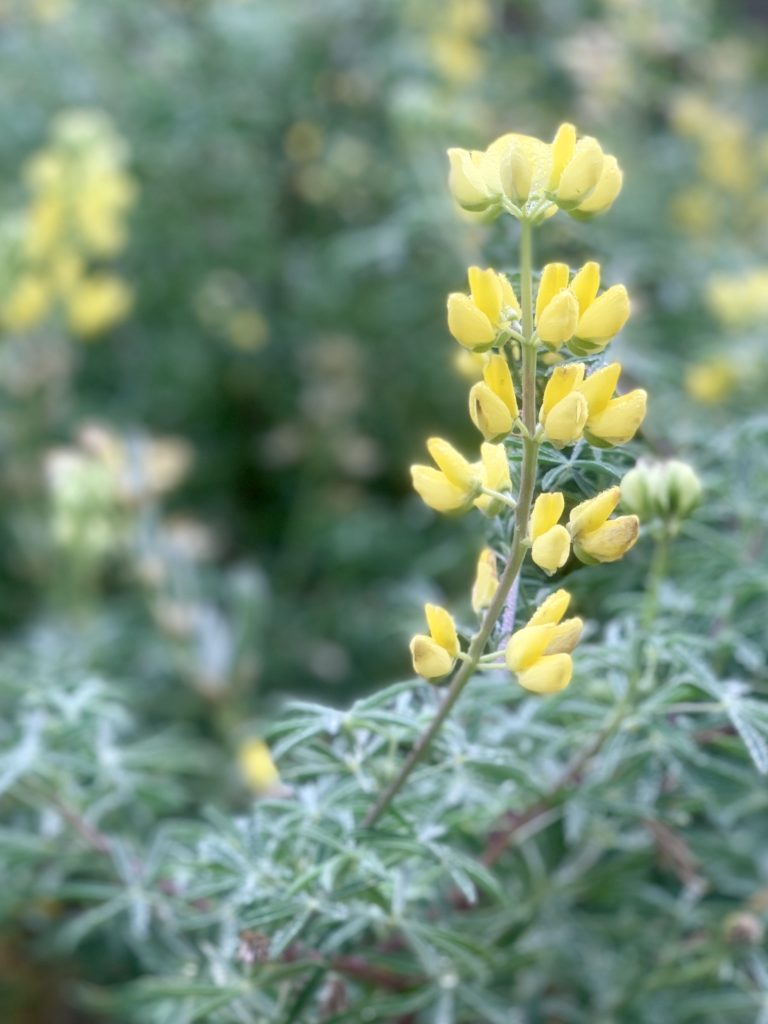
0, 0, 766, 702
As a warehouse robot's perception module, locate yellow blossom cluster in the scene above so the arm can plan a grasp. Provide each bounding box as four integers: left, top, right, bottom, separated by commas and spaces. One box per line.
424, 0, 492, 87
1, 110, 136, 339
407, 124, 647, 697
448, 122, 622, 222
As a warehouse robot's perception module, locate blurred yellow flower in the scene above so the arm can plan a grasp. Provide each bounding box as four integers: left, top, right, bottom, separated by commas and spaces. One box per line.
411, 437, 481, 513
238, 739, 281, 795
471, 547, 498, 613
568, 486, 639, 564
685, 357, 739, 404
2, 274, 51, 332
66, 275, 133, 338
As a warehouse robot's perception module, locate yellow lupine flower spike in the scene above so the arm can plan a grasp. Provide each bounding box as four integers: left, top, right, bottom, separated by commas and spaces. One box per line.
529, 492, 571, 574
468, 354, 519, 441
535, 263, 579, 347
539, 363, 589, 447
568, 486, 639, 564
471, 547, 499, 614
505, 588, 583, 694
410, 603, 461, 681
410, 437, 481, 513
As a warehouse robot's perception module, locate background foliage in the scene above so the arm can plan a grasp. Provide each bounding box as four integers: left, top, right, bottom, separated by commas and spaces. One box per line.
1, 0, 768, 1021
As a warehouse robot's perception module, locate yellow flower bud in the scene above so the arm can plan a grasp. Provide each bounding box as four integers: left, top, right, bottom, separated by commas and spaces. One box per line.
411, 603, 460, 680
586, 389, 647, 447
473, 442, 512, 516
536, 289, 579, 347
555, 137, 604, 207
548, 123, 577, 189
469, 382, 514, 441
529, 492, 571, 574
574, 155, 623, 216
468, 265, 504, 325
427, 437, 477, 490
535, 263, 570, 322
569, 261, 601, 315
410, 635, 455, 680
573, 285, 630, 352
568, 486, 639, 564
483, 354, 519, 417
505, 588, 582, 694
411, 438, 480, 513
471, 547, 499, 614
238, 739, 280, 795
447, 147, 493, 211
447, 292, 495, 350
541, 391, 589, 448
572, 363, 647, 447
499, 140, 532, 204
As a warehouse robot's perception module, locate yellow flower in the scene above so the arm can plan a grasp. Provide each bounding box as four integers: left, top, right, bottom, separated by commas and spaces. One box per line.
238, 739, 280, 795
568, 486, 639, 564
473, 442, 512, 516
578, 363, 647, 447
471, 547, 499, 613
410, 603, 461, 681
505, 588, 582, 694
468, 353, 519, 440
411, 437, 480, 513
535, 263, 579, 347
568, 261, 630, 355
529, 492, 571, 574
2, 274, 51, 332
548, 123, 623, 217
447, 266, 520, 350
539, 363, 589, 447
66, 274, 133, 338
540, 362, 646, 448
684, 356, 739, 404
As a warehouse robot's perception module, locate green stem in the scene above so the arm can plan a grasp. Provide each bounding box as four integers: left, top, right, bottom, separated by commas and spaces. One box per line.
362, 220, 539, 828
627, 530, 670, 703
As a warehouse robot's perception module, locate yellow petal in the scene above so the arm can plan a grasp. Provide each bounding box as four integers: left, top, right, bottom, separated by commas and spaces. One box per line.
487, 132, 552, 193
498, 273, 521, 317
425, 603, 460, 656
576, 154, 623, 215
479, 441, 511, 492
427, 437, 478, 490
447, 292, 496, 349
574, 515, 639, 563
471, 548, 499, 614
576, 362, 622, 416
447, 147, 491, 210
468, 266, 504, 325
541, 362, 585, 419
528, 588, 571, 627
544, 616, 583, 654
575, 285, 630, 343
531, 524, 571, 574
483, 353, 519, 416
542, 392, 589, 447
548, 122, 577, 189
537, 289, 579, 347
568, 486, 621, 537
505, 623, 556, 672
469, 382, 514, 441
516, 653, 573, 694
530, 491, 565, 539
536, 262, 570, 321
499, 140, 532, 203
570, 261, 601, 315
411, 634, 455, 679
586, 390, 647, 446
556, 137, 604, 206
411, 465, 473, 513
